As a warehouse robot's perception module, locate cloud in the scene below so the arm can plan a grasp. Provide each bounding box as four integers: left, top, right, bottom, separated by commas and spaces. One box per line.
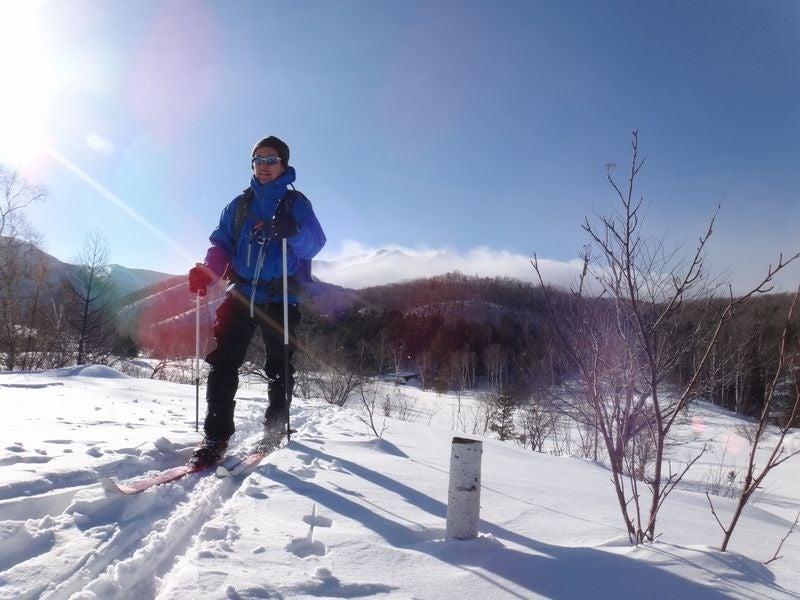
314, 239, 800, 296
314, 240, 584, 290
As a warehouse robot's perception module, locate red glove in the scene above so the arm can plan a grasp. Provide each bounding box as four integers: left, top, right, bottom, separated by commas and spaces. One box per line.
188, 264, 215, 296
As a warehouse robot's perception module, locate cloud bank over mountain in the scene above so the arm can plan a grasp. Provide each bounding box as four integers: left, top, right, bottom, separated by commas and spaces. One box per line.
315, 240, 584, 290
314, 237, 800, 295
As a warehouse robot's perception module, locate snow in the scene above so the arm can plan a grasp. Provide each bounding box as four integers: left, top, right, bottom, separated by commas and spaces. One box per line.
0, 367, 798, 599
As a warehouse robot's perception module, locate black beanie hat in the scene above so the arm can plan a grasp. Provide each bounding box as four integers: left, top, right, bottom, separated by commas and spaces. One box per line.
252, 135, 290, 168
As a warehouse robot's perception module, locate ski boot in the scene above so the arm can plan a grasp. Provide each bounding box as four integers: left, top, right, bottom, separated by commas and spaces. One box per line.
259, 417, 285, 451
189, 436, 228, 467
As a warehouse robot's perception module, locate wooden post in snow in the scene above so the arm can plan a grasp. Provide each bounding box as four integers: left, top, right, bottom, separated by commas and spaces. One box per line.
446, 437, 483, 540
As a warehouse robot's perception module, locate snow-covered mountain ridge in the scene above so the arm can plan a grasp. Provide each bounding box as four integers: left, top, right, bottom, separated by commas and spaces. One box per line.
0, 236, 176, 300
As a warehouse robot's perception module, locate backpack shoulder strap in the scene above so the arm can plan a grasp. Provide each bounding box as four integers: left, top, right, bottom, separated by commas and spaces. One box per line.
233, 187, 254, 240
234, 187, 301, 240
279, 189, 313, 283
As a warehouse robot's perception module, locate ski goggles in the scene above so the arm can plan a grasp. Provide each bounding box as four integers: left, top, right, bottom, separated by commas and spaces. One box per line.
252, 156, 282, 166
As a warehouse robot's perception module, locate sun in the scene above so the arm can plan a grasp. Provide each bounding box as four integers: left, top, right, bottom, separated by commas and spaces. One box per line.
0, 1, 52, 167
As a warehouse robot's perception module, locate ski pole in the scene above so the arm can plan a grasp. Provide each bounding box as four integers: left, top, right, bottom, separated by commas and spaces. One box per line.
194, 292, 200, 432
282, 237, 291, 442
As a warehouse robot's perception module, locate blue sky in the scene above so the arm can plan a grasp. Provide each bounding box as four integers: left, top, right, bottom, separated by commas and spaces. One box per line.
2, 0, 798, 291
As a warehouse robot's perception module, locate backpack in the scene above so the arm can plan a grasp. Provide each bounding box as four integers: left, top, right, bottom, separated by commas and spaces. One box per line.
233, 187, 313, 285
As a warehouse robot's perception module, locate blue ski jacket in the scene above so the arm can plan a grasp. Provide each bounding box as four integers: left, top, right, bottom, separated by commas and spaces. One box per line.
203, 167, 326, 307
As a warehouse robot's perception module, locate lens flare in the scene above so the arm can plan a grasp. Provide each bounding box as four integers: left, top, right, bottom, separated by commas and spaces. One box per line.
0, 1, 52, 167
128, 1, 220, 141
691, 417, 705, 434
46, 145, 194, 263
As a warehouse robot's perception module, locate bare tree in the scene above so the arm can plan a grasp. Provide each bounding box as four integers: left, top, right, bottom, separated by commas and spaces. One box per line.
519, 390, 560, 452
707, 287, 800, 552
533, 131, 799, 544
316, 363, 370, 407
306, 337, 371, 407
15, 253, 72, 370
0, 165, 46, 240
765, 511, 799, 565
66, 231, 119, 365
0, 164, 51, 370
483, 343, 506, 391
358, 380, 389, 438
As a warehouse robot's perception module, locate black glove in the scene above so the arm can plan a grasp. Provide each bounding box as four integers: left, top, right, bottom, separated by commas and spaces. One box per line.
271, 211, 300, 239
188, 264, 215, 296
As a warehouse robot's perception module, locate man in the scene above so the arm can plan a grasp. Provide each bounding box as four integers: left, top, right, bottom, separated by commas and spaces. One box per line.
188, 135, 326, 466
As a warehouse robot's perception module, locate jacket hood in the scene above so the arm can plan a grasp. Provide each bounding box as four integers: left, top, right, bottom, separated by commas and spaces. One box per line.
249, 167, 297, 219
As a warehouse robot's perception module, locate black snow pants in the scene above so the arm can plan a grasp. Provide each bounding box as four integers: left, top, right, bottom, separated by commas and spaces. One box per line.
203, 289, 301, 441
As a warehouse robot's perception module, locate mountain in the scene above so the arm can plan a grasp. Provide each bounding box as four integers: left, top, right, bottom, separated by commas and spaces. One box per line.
2, 240, 552, 322
3, 241, 544, 341
107, 265, 178, 298
112, 262, 364, 359
312, 246, 587, 291
0, 236, 177, 300
313, 247, 421, 289
1, 242, 551, 365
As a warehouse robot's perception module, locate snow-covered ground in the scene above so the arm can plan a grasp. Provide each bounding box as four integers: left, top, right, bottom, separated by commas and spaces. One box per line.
0, 365, 798, 599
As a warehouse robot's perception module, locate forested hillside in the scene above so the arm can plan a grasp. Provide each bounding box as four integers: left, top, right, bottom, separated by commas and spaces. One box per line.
2, 234, 797, 428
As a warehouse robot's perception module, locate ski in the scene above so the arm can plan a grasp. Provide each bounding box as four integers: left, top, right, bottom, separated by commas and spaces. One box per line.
101, 429, 294, 492
216, 435, 285, 478
100, 460, 221, 495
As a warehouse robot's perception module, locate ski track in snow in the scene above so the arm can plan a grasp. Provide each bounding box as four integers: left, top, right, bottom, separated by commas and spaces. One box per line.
1, 368, 799, 599
25, 400, 387, 600
0, 387, 330, 600
155, 406, 405, 600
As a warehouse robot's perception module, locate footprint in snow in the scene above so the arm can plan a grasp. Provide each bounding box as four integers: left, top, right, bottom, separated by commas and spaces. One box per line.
297, 453, 314, 466
0, 454, 53, 466
303, 510, 332, 528
286, 536, 326, 558
288, 466, 316, 480
286, 504, 328, 558
243, 485, 268, 499
307, 568, 398, 597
